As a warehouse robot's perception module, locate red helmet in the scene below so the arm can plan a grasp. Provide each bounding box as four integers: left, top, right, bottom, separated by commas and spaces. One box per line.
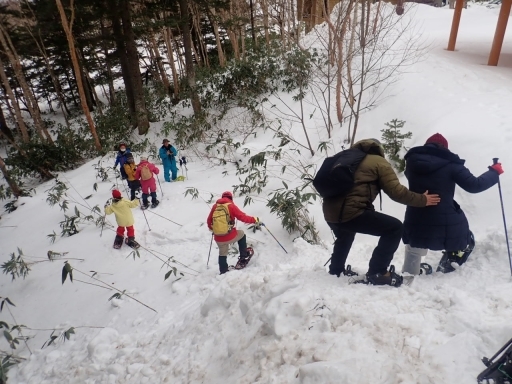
221, 191, 233, 200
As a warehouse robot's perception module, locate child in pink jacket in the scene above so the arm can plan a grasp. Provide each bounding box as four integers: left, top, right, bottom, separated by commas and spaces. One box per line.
135, 157, 160, 209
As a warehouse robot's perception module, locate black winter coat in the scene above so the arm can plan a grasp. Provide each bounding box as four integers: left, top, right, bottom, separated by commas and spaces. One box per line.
403, 144, 499, 251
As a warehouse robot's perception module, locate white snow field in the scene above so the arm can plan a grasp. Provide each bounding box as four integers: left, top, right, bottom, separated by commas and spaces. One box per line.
2, 4, 512, 384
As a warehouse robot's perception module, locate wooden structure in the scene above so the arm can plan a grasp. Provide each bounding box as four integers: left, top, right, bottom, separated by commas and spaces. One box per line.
297, 0, 339, 32
447, 0, 512, 66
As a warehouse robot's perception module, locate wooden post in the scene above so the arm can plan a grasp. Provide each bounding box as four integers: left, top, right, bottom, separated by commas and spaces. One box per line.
447, 0, 465, 51
488, 0, 512, 66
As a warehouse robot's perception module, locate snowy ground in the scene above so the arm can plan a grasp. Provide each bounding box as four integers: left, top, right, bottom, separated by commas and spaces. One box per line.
2, 3, 512, 384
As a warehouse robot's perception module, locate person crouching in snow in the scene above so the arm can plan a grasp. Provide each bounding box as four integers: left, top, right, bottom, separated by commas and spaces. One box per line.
402, 133, 502, 276
123, 153, 141, 201
135, 156, 160, 209
206, 191, 261, 274
105, 189, 140, 248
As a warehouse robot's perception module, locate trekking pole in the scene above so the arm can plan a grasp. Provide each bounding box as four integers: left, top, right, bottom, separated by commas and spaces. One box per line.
262, 224, 288, 254
144, 209, 182, 227
138, 198, 151, 231
157, 175, 164, 197
207, 233, 213, 268
493, 157, 512, 275
324, 257, 331, 267
100, 198, 111, 237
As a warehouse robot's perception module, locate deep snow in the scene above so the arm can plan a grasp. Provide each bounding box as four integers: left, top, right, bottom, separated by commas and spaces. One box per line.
2, 3, 512, 384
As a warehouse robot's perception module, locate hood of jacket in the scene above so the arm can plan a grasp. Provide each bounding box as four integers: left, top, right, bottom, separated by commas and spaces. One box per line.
405, 144, 464, 175
215, 197, 233, 205
352, 139, 385, 158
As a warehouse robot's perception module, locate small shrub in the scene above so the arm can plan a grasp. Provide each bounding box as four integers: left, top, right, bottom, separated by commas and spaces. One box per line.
1, 249, 30, 281
381, 119, 412, 172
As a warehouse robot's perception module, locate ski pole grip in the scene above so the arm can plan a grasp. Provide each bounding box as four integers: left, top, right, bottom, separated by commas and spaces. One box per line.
493, 158, 499, 165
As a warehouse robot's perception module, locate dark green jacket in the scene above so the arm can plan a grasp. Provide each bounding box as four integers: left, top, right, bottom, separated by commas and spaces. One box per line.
322, 139, 427, 223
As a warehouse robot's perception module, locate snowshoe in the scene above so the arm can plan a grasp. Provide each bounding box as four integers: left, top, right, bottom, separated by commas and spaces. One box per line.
366, 265, 403, 287
125, 237, 140, 249
329, 264, 359, 277
113, 235, 124, 249
151, 200, 160, 209
141, 203, 150, 210
343, 265, 359, 276
234, 247, 254, 270
420, 263, 433, 275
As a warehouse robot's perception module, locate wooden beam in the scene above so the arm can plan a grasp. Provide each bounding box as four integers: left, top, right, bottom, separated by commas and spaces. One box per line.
447, 0, 465, 51
488, 0, 512, 66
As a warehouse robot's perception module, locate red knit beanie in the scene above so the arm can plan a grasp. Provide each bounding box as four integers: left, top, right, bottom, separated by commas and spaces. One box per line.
112, 189, 122, 199
425, 133, 448, 149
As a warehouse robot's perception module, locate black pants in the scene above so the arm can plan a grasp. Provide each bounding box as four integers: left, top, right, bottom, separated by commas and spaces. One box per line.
328, 210, 403, 275
127, 180, 141, 201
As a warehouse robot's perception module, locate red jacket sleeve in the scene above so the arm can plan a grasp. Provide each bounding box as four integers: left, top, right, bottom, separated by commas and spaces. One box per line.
229, 203, 256, 224
206, 204, 216, 229
150, 163, 160, 175
134, 166, 141, 180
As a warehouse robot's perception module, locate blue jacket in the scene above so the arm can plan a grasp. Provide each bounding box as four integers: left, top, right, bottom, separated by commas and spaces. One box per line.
159, 145, 177, 167
114, 149, 131, 179
403, 144, 499, 251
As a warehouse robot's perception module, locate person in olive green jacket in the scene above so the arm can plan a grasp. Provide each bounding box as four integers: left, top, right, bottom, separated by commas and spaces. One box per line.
322, 139, 440, 287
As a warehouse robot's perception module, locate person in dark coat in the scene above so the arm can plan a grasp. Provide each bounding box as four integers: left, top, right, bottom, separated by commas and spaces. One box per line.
402, 133, 503, 275
114, 143, 131, 180
322, 139, 440, 287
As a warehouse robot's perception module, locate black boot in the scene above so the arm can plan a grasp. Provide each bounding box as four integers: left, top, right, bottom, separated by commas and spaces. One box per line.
141, 193, 150, 209
437, 251, 458, 273
366, 265, 403, 287
219, 256, 229, 274
150, 192, 159, 208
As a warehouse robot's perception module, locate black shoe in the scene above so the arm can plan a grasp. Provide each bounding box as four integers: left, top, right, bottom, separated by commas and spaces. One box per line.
366, 265, 403, 287
437, 252, 457, 273
151, 200, 160, 208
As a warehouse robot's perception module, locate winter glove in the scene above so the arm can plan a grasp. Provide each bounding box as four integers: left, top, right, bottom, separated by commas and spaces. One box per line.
253, 217, 263, 232
135, 190, 142, 199
490, 163, 504, 175
104, 198, 112, 208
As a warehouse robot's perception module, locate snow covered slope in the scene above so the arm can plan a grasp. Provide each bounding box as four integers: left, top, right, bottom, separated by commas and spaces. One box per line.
2, 4, 512, 384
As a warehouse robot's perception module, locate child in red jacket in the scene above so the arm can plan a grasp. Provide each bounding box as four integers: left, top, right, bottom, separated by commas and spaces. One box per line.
207, 191, 260, 274
134, 157, 160, 209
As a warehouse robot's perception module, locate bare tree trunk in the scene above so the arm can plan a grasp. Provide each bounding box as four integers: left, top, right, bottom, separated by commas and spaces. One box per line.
192, 4, 209, 68
0, 99, 14, 142
249, 0, 257, 47
120, 0, 150, 134
0, 23, 52, 143
0, 154, 22, 197
347, 2, 358, 109
149, 33, 171, 93
55, 0, 102, 150
260, 0, 270, 46
207, 8, 226, 67
163, 27, 180, 99
178, 0, 201, 114
372, 0, 382, 35
0, 58, 29, 142
100, 18, 116, 105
